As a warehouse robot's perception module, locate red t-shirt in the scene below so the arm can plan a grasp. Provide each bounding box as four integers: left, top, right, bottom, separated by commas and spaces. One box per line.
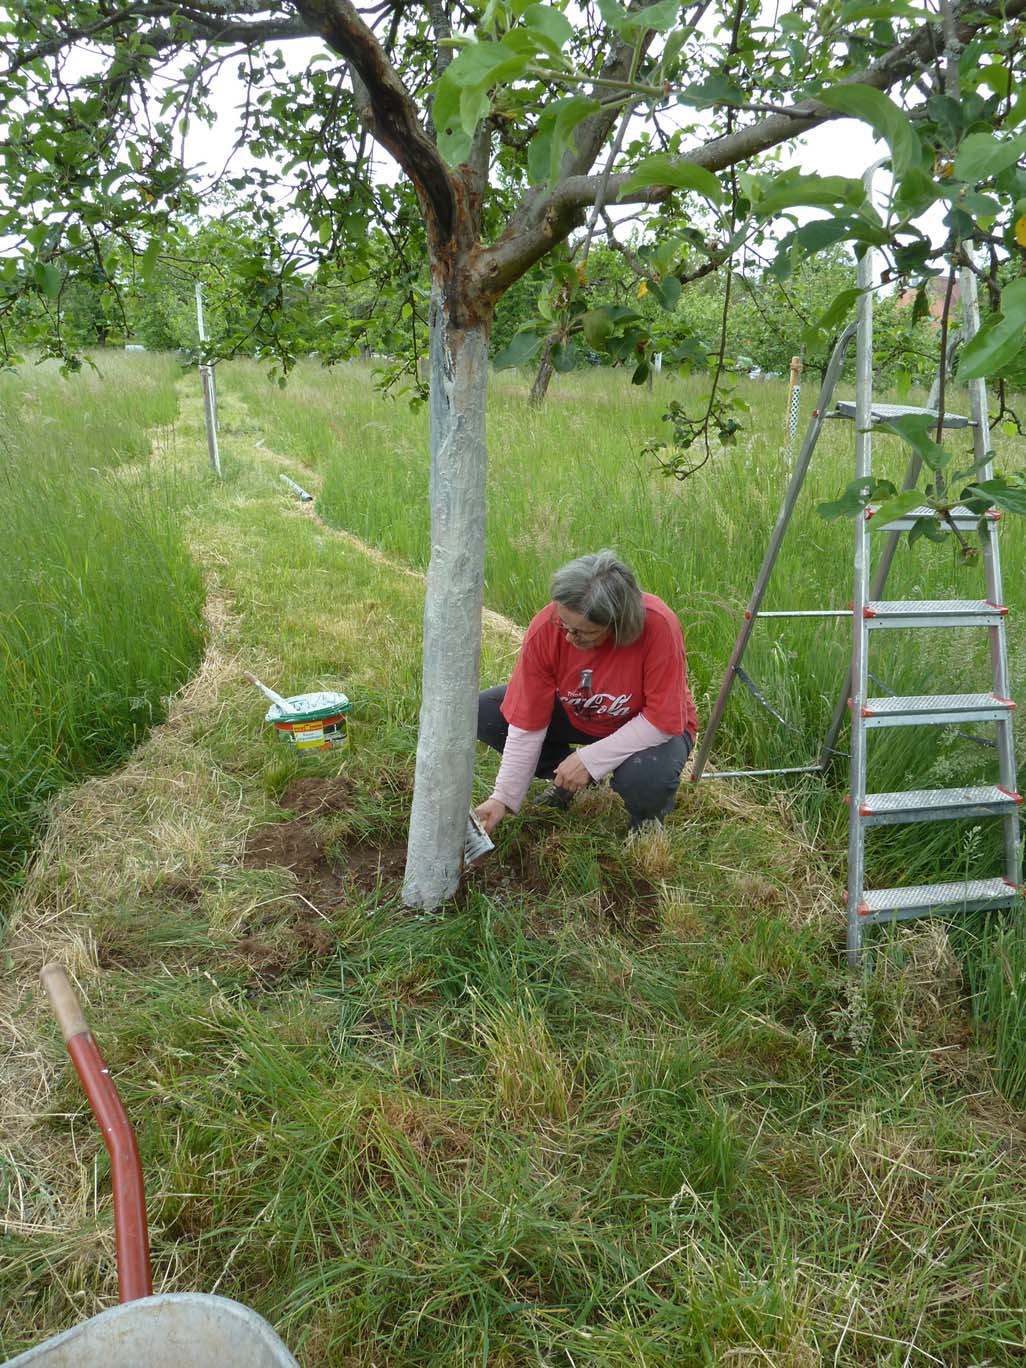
501, 592, 699, 740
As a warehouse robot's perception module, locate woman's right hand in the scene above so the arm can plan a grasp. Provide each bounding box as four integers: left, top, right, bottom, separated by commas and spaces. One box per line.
474, 798, 508, 836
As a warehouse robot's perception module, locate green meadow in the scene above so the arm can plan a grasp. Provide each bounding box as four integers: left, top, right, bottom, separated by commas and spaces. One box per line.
1, 357, 1025, 1367
0, 354, 205, 895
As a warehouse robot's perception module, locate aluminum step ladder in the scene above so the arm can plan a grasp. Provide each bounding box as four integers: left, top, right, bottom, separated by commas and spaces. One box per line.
842, 252, 1020, 963
691, 247, 1022, 965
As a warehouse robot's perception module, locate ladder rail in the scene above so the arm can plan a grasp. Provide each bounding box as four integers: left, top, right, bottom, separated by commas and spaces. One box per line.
689, 320, 857, 782
961, 265, 1021, 883
845, 239, 876, 964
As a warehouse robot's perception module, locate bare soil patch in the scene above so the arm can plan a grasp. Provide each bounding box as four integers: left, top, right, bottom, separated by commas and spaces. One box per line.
242, 779, 659, 946
279, 775, 355, 817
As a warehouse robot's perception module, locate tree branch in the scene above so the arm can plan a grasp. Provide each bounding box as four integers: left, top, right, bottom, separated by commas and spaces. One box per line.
1, 4, 312, 78
293, 0, 457, 242
474, 0, 1026, 297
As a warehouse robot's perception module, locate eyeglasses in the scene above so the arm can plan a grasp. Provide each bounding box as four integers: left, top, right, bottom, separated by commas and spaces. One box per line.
550, 610, 607, 645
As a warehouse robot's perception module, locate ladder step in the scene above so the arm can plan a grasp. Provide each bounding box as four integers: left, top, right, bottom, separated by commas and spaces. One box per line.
861, 692, 1015, 728
865, 504, 998, 532
857, 784, 1022, 826
865, 599, 1007, 629
856, 876, 1019, 925
834, 401, 971, 428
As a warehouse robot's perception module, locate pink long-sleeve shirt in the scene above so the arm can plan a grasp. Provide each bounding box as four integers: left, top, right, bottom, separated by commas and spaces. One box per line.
491, 714, 673, 814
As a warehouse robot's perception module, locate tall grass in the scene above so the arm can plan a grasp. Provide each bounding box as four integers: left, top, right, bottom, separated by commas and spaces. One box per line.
0, 354, 205, 895
219, 358, 1025, 886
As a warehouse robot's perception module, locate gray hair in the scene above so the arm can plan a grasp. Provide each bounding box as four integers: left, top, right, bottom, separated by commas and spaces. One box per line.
550, 550, 645, 646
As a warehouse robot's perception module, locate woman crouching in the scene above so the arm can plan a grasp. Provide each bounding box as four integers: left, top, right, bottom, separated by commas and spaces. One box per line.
475, 550, 698, 838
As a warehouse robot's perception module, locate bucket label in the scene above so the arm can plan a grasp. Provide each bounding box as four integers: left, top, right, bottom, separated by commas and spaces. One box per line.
276, 715, 348, 751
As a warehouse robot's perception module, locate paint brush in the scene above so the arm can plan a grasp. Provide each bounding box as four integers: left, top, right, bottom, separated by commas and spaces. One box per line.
243, 670, 292, 712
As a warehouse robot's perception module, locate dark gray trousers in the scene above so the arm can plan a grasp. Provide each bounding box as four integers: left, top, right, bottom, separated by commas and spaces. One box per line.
477, 685, 692, 826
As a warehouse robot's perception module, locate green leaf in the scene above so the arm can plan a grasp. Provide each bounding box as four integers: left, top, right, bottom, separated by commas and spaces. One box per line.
963, 476, 1026, 516
596, 0, 629, 30
618, 154, 723, 204
840, 0, 931, 15
892, 167, 943, 218
522, 3, 573, 58
528, 96, 601, 186
460, 83, 493, 137
956, 191, 1002, 218
750, 171, 865, 217
817, 83, 921, 180
34, 261, 61, 298
877, 412, 952, 471
598, 0, 681, 33
675, 73, 745, 108
802, 287, 862, 346
625, 0, 682, 31
552, 340, 578, 372
957, 277, 1026, 380
432, 70, 473, 165
581, 307, 614, 348
868, 490, 929, 528
650, 275, 682, 311
139, 237, 161, 283
632, 360, 650, 385
493, 330, 545, 368
952, 130, 1026, 183
794, 219, 856, 252
443, 39, 532, 90
908, 516, 947, 546
817, 476, 877, 520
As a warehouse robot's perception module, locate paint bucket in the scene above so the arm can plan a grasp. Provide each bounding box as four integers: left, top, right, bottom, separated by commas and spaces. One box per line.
265, 691, 351, 752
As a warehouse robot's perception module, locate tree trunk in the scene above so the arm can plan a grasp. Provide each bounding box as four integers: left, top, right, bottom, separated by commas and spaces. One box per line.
529, 336, 555, 406
402, 285, 489, 909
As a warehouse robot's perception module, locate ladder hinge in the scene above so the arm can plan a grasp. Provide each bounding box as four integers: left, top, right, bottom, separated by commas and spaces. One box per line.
996, 786, 1024, 805
987, 601, 1009, 615
993, 694, 1016, 708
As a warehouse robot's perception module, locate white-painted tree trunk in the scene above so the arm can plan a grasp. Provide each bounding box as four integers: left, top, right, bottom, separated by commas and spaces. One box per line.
402, 289, 489, 909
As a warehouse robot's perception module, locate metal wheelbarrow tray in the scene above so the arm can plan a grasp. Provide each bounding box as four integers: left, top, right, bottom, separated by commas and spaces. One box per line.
3, 1292, 299, 1367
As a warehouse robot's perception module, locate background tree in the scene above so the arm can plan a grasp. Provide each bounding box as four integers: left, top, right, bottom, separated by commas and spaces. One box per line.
3, 0, 1025, 908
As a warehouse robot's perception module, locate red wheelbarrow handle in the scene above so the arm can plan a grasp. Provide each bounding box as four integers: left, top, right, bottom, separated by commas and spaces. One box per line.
41, 963, 153, 1304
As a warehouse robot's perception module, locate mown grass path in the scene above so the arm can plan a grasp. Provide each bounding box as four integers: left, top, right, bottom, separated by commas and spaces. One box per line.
3, 372, 1026, 1367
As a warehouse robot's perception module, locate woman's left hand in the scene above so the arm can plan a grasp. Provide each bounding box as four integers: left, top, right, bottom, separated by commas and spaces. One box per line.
552, 753, 591, 793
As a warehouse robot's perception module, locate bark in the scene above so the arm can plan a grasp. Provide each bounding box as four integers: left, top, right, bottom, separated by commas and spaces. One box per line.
402, 287, 490, 909
529, 338, 555, 406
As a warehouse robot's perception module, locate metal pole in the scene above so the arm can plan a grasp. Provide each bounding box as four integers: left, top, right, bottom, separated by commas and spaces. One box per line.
786, 354, 802, 459
690, 321, 856, 782
195, 282, 221, 478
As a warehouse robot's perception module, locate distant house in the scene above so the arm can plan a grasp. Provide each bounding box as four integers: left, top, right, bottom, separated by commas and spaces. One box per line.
897, 275, 960, 324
